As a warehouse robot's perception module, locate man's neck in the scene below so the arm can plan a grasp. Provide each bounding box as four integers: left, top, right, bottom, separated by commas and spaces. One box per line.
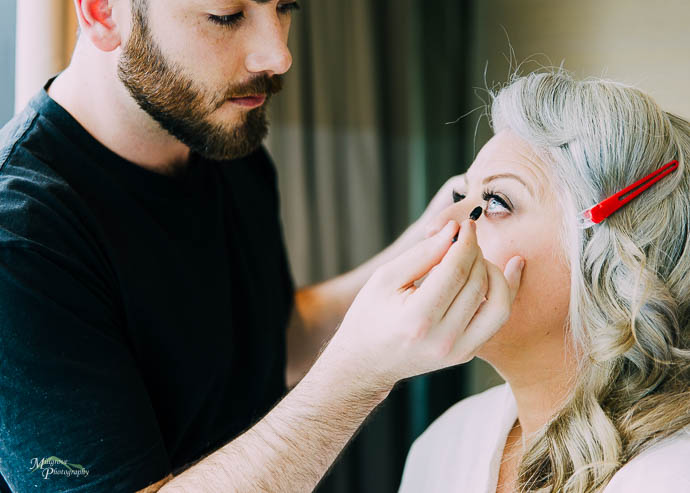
47, 46, 191, 176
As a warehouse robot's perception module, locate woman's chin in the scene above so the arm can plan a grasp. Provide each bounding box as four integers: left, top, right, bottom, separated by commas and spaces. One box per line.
472, 321, 527, 373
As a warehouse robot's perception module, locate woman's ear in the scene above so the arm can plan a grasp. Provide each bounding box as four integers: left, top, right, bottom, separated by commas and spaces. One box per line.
73, 0, 122, 52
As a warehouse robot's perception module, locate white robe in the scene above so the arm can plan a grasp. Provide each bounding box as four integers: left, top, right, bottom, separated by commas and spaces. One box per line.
398, 383, 690, 493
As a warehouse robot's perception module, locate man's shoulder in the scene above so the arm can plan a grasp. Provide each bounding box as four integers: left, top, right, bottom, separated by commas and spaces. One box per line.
0, 102, 41, 168
1, 100, 71, 186
0, 106, 90, 248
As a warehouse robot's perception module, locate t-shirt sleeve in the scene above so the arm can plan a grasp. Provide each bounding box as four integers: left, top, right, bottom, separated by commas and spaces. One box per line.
0, 243, 172, 492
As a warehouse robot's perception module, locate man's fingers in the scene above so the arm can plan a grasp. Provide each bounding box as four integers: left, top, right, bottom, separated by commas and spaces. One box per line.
448, 260, 513, 363
430, 255, 488, 352
424, 214, 451, 239
421, 174, 466, 238
503, 256, 525, 303
379, 220, 459, 288
412, 219, 479, 323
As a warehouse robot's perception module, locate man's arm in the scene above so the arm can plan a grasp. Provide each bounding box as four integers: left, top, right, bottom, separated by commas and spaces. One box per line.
286, 174, 467, 386
152, 351, 388, 492
147, 218, 524, 492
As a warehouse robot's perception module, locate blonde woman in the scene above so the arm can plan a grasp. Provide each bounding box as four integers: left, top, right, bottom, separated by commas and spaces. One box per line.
399, 72, 690, 493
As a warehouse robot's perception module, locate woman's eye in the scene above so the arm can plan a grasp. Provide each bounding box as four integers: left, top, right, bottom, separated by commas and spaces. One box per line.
482, 191, 512, 214
486, 197, 507, 213
452, 190, 465, 203
208, 12, 243, 27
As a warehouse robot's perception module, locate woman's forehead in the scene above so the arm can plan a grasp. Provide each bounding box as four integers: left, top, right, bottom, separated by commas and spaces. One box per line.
466, 130, 549, 198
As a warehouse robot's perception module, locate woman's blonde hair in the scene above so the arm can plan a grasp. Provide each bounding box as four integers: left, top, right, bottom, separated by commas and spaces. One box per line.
490, 71, 690, 492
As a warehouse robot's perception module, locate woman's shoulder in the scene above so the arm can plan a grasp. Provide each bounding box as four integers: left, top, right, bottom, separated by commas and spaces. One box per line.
398, 383, 514, 493
604, 427, 690, 492
418, 383, 511, 441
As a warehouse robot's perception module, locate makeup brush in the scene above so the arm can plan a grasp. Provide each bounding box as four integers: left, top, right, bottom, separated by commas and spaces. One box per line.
452, 206, 483, 243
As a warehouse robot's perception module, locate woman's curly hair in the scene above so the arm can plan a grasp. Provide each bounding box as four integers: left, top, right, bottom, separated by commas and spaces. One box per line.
490, 70, 690, 492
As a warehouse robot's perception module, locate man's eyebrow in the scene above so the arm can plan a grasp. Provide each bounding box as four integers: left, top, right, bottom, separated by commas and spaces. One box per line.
481, 173, 535, 196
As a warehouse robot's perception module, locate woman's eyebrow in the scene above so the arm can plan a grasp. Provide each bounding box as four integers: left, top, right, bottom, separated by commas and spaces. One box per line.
481, 173, 535, 197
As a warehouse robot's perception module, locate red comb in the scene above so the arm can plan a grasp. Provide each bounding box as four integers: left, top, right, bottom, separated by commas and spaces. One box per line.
578, 159, 679, 228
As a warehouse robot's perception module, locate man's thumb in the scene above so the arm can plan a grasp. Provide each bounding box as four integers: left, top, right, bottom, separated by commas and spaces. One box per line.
503, 256, 525, 303
384, 220, 459, 287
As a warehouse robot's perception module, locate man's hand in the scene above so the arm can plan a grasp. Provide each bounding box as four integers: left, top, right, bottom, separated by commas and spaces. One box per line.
319, 218, 524, 392
392, 173, 467, 250
417, 174, 467, 235
155, 217, 523, 493
285, 175, 470, 388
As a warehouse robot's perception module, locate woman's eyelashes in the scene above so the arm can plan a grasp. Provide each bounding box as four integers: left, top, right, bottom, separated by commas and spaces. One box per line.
482, 190, 512, 214
451, 188, 513, 215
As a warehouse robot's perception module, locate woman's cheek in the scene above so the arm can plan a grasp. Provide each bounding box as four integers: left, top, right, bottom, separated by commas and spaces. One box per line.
475, 221, 522, 271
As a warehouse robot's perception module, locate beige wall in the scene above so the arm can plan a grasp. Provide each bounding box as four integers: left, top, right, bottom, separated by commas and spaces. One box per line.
477, 0, 690, 119
14, 0, 77, 113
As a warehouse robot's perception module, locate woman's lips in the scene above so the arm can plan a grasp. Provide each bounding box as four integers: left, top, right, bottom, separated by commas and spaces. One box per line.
229, 94, 267, 108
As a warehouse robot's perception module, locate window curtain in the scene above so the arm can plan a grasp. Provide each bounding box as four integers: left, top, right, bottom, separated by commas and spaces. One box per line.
266, 1, 501, 491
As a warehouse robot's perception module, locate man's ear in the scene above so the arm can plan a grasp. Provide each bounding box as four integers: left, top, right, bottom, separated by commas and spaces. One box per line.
73, 0, 122, 52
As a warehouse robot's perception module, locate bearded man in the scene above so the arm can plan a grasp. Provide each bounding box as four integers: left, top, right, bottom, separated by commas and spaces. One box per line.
0, 1, 521, 492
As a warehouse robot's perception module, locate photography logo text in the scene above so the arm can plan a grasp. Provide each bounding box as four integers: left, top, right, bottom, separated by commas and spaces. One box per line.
30, 456, 89, 480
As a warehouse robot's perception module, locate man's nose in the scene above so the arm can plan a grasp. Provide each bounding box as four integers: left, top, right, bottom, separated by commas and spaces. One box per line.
244, 19, 293, 76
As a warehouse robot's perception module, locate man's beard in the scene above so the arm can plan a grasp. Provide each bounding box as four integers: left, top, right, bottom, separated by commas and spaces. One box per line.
117, 7, 283, 161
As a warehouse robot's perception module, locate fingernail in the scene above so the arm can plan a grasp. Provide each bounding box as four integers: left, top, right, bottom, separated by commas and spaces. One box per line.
451, 233, 459, 243
469, 206, 483, 221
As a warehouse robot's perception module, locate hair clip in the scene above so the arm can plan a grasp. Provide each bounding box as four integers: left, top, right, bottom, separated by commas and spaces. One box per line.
577, 159, 679, 229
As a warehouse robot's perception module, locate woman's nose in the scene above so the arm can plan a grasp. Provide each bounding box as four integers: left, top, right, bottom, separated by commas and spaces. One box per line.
425, 201, 478, 238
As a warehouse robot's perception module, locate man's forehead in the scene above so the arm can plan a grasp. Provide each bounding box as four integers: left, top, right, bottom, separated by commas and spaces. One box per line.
156, 0, 276, 13
185, 0, 274, 5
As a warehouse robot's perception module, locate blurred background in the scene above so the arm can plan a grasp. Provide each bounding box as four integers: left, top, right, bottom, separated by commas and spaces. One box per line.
1, 0, 688, 491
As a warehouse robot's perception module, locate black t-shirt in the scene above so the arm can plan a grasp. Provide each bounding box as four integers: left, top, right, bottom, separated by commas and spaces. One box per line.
0, 80, 294, 492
